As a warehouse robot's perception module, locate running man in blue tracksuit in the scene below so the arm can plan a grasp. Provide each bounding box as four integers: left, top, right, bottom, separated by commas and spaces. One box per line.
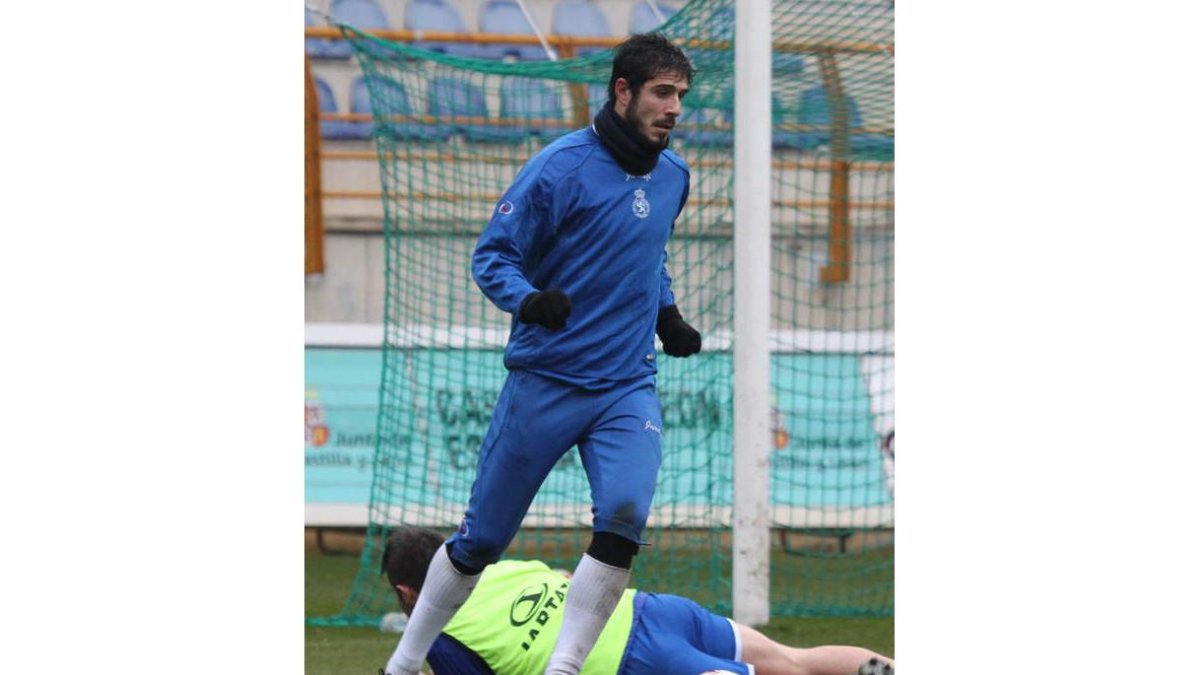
385, 33, 703, 675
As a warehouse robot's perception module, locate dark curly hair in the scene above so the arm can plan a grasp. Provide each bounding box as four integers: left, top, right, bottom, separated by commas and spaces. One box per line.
607, 32, 695, 104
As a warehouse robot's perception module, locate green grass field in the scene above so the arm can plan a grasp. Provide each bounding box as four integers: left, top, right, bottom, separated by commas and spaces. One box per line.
306, 544, 893, 674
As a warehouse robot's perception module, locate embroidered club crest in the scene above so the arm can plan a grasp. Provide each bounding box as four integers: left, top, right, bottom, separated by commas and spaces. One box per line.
632, 188, 650, 219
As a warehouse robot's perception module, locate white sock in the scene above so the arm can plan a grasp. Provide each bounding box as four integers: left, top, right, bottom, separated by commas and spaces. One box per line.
544, 554, 630, 675
384, 545, 480, 675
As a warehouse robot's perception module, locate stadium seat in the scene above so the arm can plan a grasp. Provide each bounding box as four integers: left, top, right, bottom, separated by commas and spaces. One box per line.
327, 0, 392, 59
427, 76, 494, 141
770, 93, 803, 150
675, 107, 732, 147
772, 87, 842, 151
853, 131, 894, 159
404, 0, 479, 58
629, 2, 679, 34
491, 77, 565, 142
306, 7, 347, 60
551, 0, 613, 56
683, 6, 730, 72
674, 89, 734, 147
340, 78, 376, 140
349, 77, 435, 142
477, 0, 553, 61
314, 77, 359, 140
772, 52, 807, 74
777, 87, 893, 158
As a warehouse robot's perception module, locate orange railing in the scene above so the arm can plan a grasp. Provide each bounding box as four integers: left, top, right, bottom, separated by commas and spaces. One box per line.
304, 26, 891, 56
304, 54, 324, 275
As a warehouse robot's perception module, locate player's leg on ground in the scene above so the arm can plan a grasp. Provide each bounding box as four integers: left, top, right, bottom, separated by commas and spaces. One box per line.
620, 593, 751, 675
546, 380, 662, 675
630, 633, 750, 675
737, 622, 894, 675
388, 372, 585, 675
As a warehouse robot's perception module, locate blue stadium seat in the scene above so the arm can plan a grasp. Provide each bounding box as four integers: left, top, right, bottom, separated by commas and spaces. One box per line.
341, 78, 376, 140
684, 6, 730, 72
675, 107, 732, 147
772, 52, 807, 74
333, 0, 391, 29
306, 7, 347, 60
349, 77, 435, 142
674, 89, 734, 147
629, 2, 678, 34
853, 131, 894, 159
327, 0, 392, 59
477, 0, 553, 60
314, 77, 358, 140
776, 87, 893, 158
767, 94, 802, 150
551, 0, 613, 56
427, 76, 494, 141
772, 87, 843, 151
404, 0, 479, 58
490, 77, 565, 142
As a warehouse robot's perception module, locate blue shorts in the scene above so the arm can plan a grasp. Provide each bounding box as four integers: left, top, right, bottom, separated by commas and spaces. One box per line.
619, 592, 750, 675
448, 370, 663, 570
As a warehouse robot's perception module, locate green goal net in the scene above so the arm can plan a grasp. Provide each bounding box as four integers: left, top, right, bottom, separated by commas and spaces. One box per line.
309, 0, 893, 626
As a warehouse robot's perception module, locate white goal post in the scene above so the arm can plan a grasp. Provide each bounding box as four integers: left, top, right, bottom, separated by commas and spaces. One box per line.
733, 0, 774, 627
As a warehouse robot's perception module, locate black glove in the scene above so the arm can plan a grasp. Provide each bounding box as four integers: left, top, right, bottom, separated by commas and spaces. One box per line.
519, 289, 571, 330
657, 305, 701, 357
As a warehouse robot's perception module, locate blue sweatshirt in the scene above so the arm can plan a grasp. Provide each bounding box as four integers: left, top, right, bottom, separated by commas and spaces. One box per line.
472, 126, 690, 389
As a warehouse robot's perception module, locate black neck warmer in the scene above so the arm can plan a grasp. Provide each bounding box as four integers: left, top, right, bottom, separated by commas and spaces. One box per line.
593, 100, 666, 176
